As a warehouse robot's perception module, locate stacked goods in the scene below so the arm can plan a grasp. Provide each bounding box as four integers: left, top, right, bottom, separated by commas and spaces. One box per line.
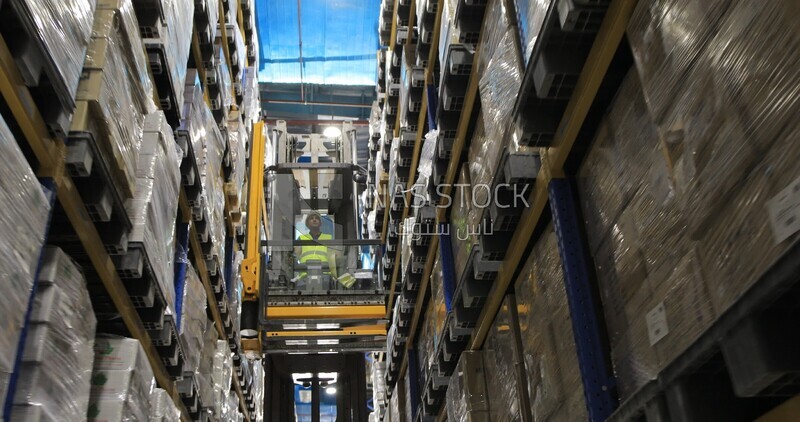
12, 248, 97, 420
88, 338, 156, 420
197, 319, 219, 412
514, 226, 587, 420
251, 359, 266, 422
75, 0, 157, 202
0, 115, 51, 409
126, 110, 181, 312
449, 165, 479, 283
140, 0, 193, 114
482, 295, 530, 421
7, 0, 97, 132
417, 302, 437, 381
577, 0, 800, 399
431, 256, 447, 341
372, 359, 388, 412
179, 264, 208, 374
211, 340, 234, 416
446, 351, 489, 422
149, 388, 181, 421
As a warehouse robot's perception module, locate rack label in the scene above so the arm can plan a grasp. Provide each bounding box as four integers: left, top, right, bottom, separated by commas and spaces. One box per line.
767, 175, 800, 244
646, 301, 669, 346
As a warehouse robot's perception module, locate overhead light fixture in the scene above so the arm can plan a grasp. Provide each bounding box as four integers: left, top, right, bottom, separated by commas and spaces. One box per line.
325, 387, 337, 395
323, 126, 341, 138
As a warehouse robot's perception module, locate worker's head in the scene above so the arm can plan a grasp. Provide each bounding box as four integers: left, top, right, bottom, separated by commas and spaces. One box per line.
305, 212, 323, 230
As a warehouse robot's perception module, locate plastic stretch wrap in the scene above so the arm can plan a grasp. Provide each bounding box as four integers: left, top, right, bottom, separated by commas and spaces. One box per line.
417, 303, 436, 379
465, 115, 496, 212
412, 130, 438, 208
446, 351, 489, 422
242, 67, 261, 127
13, 248, 96, 421
388, 137, 403, 208
513, 0, 552, 66
180, 264, 208, 373
252, 360, 265, 422
227, 111, 248, 195
94, 0, 157, 115
78, 21, 151, 197
514, 227, 587, 421
627, 0, 732, 121
12, 0, 96, 108
482, 295, 526, 421
369, 101, 382, 138
150, 388, 181, 421
212, 42, 234, 111
479, 0, 517, 75
450, 166, 479, 285
125, 111, 181, 314
230, 255, 244, 341
231, 22, 247, 84
179, 71, 205, 143
698, 120, 800, 314
0, 115, 50, 408
199, 104, 228, 263
143, 0, 193, 115
197, 319, 220, 407
431, 256, 446, 342
89, 337, 156, 422
371, 360, 388, 409
479, 27, 523, 156
577, 73, 661, 254
400, 217, 420, 284
212, 340, 233, 399
580, 0, 800, 397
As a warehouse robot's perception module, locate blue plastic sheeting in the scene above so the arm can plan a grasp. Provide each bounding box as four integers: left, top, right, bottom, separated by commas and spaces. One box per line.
256, 0, 380, 85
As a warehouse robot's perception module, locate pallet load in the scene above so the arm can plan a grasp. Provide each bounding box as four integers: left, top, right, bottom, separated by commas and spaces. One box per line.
120, 110, 181, 324
197, 319, 219, 415
0, 115, 51, 411
142, 0, 193, 119
77, 0, 158, 201
3, 0, 97, 134
482, 295, 531, 421
12, 248, 97, 420
515, 226, 588, 420
88, 337, 157, 421
179, 264, 209, 375
212, 340, 235, 418
150, 388, 181, 421
578, 0, 800, 401
446, 351, 489, 421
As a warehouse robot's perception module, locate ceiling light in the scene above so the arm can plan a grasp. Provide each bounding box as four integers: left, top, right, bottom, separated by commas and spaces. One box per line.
323, 126, 341, 137
325, 387, 337, 395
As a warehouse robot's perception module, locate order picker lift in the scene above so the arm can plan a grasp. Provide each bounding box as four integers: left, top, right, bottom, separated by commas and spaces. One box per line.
240, 120, 387, 357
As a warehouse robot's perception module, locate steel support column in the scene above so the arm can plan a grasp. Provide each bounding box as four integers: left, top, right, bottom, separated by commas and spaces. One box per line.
548, 178, 617, 421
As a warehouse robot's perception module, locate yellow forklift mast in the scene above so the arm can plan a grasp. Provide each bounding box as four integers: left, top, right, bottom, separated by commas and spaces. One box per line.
241, 120, 387, 357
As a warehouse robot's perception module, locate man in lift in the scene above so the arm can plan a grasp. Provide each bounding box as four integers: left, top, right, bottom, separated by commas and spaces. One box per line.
293, 212, 356, 290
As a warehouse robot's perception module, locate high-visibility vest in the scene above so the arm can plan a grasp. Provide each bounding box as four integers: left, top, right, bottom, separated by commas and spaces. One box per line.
298, 233, 332, 265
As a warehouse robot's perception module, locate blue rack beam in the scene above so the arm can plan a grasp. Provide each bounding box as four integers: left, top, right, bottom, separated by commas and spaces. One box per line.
439, 225, 455, 313
549, 177, 617, 421
3, 180, 56, 419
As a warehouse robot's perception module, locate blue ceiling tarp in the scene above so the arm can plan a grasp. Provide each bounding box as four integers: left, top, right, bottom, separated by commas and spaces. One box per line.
255, 0, 380, 86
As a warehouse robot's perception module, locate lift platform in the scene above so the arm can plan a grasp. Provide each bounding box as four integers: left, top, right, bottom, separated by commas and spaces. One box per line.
241, 120, 388, 355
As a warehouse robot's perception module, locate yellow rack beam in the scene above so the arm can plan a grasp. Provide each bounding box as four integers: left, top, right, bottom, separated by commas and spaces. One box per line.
266, 324, 387, 338
267, 305, 387, 320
